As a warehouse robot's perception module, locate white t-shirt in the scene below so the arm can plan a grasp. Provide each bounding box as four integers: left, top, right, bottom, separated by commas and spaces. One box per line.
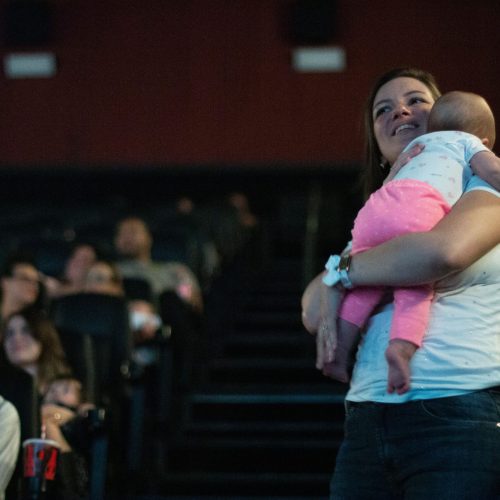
0, 396, 20, 499
347, 176, 500, 403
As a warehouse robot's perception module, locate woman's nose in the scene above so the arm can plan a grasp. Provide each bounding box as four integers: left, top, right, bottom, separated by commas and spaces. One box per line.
392, 104, 410, 119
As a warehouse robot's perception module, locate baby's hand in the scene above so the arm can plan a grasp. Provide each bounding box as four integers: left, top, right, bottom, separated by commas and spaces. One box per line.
384, 142, 425, 184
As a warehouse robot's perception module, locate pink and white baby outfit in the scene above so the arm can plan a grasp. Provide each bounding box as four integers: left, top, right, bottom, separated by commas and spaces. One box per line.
339, 131, 489, 346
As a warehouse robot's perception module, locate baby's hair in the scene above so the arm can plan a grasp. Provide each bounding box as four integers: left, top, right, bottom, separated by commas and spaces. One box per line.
428, 91, 496, 148
46, 374, 87, 404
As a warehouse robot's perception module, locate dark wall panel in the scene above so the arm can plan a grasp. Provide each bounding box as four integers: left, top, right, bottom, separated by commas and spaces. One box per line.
0, 0, 499, 168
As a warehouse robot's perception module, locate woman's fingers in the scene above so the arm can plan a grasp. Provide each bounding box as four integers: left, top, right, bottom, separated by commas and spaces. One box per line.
316, 321, 336, 369
41, 404, 76, 425
316, 326, 326, 369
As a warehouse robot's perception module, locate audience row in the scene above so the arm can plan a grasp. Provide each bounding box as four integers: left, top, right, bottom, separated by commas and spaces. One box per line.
0, 194, 262, 498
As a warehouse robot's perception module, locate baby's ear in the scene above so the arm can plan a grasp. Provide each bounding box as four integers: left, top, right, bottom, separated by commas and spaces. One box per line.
481, 137, 490, 147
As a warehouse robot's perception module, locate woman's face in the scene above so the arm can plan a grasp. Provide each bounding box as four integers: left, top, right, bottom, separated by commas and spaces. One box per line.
3, 315, 42, 369
373, 77, 436, 165
65, 245, 96, 284
2, 263, 40, 307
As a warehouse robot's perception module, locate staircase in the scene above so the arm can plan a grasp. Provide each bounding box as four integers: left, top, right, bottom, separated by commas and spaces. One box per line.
130, 258, 347, 499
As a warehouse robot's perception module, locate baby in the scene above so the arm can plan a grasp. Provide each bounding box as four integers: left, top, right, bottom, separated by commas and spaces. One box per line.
321, 91, 500, 394
43, 375, 85, 411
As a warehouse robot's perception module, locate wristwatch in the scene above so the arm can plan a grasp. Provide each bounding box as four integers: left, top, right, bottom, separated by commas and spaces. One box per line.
322, 253, 353, 289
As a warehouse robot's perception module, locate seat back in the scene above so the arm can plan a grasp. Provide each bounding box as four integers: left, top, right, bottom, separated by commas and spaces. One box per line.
51, 293, 134, 496
122, 277, 154, 303
51, 293, 132, 407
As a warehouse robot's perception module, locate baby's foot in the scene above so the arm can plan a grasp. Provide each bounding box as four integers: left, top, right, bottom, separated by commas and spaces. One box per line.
385, 340, 417, 395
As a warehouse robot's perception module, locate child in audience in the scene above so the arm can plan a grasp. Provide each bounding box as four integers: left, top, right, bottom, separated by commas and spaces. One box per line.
42, 375, 94, 499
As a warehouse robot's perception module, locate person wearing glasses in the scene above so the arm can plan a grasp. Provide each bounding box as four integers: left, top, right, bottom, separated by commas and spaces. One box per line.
0, 254, 42, 320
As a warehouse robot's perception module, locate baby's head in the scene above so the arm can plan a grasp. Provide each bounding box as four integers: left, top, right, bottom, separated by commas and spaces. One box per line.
44, 375, 84, 410
428, 91, 496, 148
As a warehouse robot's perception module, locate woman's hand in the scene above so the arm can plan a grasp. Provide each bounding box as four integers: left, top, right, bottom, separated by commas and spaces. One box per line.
384, 142, 425, 184
41, 403, 76, 452
41, 403, 76, 427
302, 272, 344, 371
316, 285, 343, 370
316, 319, 337, 371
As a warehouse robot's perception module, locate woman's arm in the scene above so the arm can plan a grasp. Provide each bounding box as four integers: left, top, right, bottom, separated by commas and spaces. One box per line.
348, 189, 500, 287
301, 189, 499, 368
301, 272, 324, 334
301, 190, 500, 319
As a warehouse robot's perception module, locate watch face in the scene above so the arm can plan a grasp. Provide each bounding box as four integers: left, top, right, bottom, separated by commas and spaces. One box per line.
338, 253, 351, 272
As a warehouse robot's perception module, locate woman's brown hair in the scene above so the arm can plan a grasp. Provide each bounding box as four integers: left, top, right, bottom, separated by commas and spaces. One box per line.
361, 67, 441, 200
1, 306, 71, 392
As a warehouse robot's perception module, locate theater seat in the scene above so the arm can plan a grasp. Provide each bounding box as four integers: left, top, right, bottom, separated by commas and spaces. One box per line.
51, 293, 141, 494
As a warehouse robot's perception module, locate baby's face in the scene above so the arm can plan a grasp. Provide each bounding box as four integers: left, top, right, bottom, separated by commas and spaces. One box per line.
44, 380, 81, 408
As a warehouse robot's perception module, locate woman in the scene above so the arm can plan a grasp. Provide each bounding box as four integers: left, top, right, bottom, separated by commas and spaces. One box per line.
1, 306, 71, 394
44, 243, 97, 299
302, 67, 500, 497
1, 308, 89, 498
84, 259, 124, 296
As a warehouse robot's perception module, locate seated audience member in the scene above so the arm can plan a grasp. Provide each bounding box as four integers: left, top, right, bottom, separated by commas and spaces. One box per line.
199, 192, 261, 274
1, 306, 71, 394
0, 254, 43, 320
227, 191, 259, 232
44, 244, 97, 299
175, 196, 220, 289
41, 375, 93, 499
114, 216, 203, 313
129, 299, 164, 366
0, 394, 20, 500
83, 260, 124, 296
82, 260, 163, 365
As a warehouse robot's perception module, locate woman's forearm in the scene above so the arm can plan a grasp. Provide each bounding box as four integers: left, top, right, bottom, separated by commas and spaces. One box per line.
301, 272, 324, 333
349, 190, 500, 287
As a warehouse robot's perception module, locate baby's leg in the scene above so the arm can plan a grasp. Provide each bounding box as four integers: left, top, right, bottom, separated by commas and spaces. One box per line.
385, 339, 417, 394
387, 285, 434, 394
323, 318, 360, 383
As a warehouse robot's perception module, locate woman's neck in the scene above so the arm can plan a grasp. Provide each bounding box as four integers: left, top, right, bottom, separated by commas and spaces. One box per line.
21, 363, 38, 379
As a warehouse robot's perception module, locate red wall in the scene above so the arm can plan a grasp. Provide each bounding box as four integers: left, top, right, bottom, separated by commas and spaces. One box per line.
1, 0, 500, 169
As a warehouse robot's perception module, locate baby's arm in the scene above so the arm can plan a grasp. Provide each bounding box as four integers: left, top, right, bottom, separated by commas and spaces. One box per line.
470, 151, 500, 191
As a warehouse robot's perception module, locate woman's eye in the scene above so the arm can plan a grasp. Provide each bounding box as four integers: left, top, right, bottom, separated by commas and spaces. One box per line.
374, 106, 390, 118
409, 97, 426, 105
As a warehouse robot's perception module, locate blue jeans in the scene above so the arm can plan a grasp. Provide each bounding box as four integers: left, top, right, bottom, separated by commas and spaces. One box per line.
330, 389, 500, 499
